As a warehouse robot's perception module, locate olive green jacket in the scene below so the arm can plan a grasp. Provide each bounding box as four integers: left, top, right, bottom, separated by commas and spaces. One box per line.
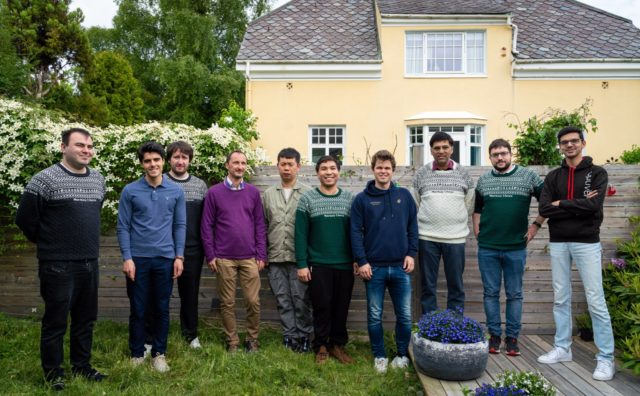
262, 180, 311, 263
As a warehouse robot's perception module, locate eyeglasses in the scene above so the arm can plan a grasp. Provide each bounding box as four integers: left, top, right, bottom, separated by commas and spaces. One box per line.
559, 138, 582, 146
490, 151, 511, 159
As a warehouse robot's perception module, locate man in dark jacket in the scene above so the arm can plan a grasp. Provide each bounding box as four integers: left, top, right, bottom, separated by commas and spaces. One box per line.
536, 126, 615, 381
350, 150, 418, 374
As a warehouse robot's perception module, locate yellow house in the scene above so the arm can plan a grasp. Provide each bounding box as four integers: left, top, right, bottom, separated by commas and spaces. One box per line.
236, 0, 640, 166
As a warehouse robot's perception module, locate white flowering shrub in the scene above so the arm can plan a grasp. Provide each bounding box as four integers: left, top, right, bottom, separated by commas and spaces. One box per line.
0, 97, 260, 229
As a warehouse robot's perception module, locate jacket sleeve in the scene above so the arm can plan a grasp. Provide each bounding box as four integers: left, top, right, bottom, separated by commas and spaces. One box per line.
559, 168, 607, 216
538, 173, 573, 219
294, 196, 310, 269
173, 189, 187, 257
406, 190, 419, 258
15, 190, 43, 243
474, 180, 484, 214
200, 189, 217, 263
116, 187, 133, 261
463, 168, 475, 215
349, 195, 368, 266
253, 190, 267, 261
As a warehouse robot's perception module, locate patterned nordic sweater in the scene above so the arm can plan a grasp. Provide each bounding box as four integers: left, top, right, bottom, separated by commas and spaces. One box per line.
15, 163, 105, 260
412, 161, 475, 244
166, 173, 208, 256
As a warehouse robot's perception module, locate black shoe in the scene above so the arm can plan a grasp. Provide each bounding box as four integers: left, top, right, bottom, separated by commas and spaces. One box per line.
283, 336, 297, 350
45, 368, 65, 391
505, 337, 521, 356
488, 335, 501, 354
72, 366, 107, 382
244, 338, 259, 353
296, 336, 311, 353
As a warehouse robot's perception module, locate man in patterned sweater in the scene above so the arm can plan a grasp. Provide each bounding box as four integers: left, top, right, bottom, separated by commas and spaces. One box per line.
412, 131, 475, 314
16, 128, 106, 390
472, 139, 545, 357
295, 155, 355, 365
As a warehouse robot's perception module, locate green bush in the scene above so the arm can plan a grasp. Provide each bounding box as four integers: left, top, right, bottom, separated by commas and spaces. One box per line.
603, 215, 640, 375
620, 145, 640, 164
509, 99, 598, 166
0, 97, 260, 230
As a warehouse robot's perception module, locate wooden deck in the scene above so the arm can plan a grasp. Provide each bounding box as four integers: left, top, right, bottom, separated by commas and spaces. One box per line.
410, 335, 640, 396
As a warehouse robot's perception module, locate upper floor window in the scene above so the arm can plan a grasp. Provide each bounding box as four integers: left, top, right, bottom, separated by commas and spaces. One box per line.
406, 31, 486, 76
309, 126, 345, 164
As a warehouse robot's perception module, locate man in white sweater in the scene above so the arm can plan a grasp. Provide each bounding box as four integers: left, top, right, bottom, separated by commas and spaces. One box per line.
412, 131, 475, 314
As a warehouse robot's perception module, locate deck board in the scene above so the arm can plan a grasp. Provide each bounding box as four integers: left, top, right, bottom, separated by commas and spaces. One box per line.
411, 335, 639, 396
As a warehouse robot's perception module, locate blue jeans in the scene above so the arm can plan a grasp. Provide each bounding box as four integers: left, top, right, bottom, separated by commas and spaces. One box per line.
478, 247, 526, 338
365, 265, 412, 358
418, 240, 465, 314
550, 242, 614, 361
127, 257, 174, 358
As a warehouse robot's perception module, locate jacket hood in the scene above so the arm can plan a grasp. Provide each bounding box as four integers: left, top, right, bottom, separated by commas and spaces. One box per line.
364, 179, 396, 196
561, 156, 593, 170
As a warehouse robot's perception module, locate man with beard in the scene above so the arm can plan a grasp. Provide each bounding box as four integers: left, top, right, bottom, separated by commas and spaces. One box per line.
472, 139, 544, 357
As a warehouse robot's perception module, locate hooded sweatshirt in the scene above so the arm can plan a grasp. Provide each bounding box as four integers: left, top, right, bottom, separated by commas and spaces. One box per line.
539, 156, 607, 243
350, 180, 419, 266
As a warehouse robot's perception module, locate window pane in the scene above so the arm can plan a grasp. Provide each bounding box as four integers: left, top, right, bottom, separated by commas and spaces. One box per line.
336, 136, 342, 144
406, 32, 424, 74
312, 136, 318, 144
312, 148, 325, 163
453, 126, 465, 132
471, 146, 481, 166
319, 136, 325, 144
336, 128, 343, 136
329, 136, 335, 144
329, 128, 335, 135
329, 148, 342, 160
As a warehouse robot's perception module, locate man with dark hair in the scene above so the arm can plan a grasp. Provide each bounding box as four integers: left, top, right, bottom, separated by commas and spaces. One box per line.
473, 138, 545, 357
16, 128, 106, 390
537, 126, 615, 381
412, 131, 474, 314
200, 151, 267, 353
165, 141, 208, 349
262, 147, 312, 352
351, 150, 418, 373
295, 155, 355, 365
118, 141, 186, 372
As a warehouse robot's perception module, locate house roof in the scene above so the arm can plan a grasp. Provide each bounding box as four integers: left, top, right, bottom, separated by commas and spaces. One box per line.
237, 0, 640, 63
236, 0, 380, 62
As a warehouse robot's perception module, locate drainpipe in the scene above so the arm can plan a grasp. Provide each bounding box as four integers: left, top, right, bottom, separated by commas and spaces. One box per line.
245, 61, 252, 110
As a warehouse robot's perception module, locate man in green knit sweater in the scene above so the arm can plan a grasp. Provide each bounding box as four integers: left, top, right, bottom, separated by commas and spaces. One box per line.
295, 155, 355, 365
472, 138, 545, 357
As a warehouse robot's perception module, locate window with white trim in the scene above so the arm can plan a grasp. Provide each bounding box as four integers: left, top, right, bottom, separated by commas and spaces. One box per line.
309, 126, 345, 163
405, 31, 486, 75
407, 124, 484, 166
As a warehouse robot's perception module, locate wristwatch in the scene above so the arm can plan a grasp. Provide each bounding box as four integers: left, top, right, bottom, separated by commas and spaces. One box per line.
532, 221, 542, 228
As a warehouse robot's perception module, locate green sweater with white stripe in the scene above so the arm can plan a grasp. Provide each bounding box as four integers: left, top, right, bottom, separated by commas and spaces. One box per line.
294, 188, 353, 270
474, 165, 543, 250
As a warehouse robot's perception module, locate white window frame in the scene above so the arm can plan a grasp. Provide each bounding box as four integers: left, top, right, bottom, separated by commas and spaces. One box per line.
405, 30, 487, 77
308, 125, 346, 164
406, 124, 485, 166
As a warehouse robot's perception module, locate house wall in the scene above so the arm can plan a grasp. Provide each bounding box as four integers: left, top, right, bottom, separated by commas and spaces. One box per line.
245, 23, 640, 165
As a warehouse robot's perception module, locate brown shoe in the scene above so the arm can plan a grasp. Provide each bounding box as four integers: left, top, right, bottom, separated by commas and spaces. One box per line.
244, 338, 259, 353
329, 345, 354, 364
226, 343, 239, 353
316, 345, 329, 364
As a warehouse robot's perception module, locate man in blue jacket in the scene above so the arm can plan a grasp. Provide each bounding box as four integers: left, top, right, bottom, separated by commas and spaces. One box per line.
350, 150, 418, 374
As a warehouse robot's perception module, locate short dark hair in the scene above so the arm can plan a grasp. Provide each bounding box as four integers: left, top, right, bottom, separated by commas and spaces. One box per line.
315, 155, 341, 172
429, 131, 454, 148
137, 141, 165, 162
167, 141, 193, 161
488, 138, 511, 154
557, 126, 584, 142
277, 147, 301, 164
62, 128, 91, 145
370, 150, 396, 171
225, 150, 246, 164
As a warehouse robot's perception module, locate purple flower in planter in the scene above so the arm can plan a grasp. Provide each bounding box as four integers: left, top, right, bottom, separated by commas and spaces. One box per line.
611, 257, 626, 270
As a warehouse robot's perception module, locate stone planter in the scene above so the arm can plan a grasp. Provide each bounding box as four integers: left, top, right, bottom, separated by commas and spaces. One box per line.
411, 333, 489, 381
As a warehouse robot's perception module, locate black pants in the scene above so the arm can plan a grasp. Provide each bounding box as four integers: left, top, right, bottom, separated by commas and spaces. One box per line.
145, 252, 204, 343
38, 259, 98, 376
309, 265, 354, 352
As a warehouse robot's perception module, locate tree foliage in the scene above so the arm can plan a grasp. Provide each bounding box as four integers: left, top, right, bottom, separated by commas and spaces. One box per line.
0, 22, 28, 96
509, 99, 598, 166
2, 0, 92, 99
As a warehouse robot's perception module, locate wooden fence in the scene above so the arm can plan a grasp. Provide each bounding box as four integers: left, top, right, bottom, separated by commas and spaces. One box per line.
1, 165, 638, 334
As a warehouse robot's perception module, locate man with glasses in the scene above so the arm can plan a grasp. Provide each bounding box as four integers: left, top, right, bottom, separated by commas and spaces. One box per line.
473, 139, 544, 357
412, 131, 474, 314
536, 126, 615, 381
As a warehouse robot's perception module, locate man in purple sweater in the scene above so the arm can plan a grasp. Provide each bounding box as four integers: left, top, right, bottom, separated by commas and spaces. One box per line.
200, 150, 267, 352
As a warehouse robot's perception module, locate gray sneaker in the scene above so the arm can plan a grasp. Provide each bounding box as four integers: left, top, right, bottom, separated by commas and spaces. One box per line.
537, 347, 572, 364
152, 354, 170, 372
593, 359, 615, 381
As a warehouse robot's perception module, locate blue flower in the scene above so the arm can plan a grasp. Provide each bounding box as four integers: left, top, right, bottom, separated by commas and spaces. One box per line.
417, 309, 484, 344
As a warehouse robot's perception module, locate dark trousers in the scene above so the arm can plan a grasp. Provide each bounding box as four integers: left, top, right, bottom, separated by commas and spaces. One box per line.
309, 265, 354, 351
177, 252, 204, 341
418, 240, 466, 314
127, 257, 173, 358
38, 259, 99, 376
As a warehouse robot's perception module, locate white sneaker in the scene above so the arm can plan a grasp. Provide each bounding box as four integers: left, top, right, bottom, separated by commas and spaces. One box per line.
131, 356, 145, 367
537, 347, 572, 364
152, 354, 170, 373
374, 357, 388, 373
390, 356, 410, 369
189, 337, 202, 349
593, 359, 615, 381
143, 343, 152, 359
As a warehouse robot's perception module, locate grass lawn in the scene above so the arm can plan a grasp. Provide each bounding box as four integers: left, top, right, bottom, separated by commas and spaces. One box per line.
0, 313, 422, 395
